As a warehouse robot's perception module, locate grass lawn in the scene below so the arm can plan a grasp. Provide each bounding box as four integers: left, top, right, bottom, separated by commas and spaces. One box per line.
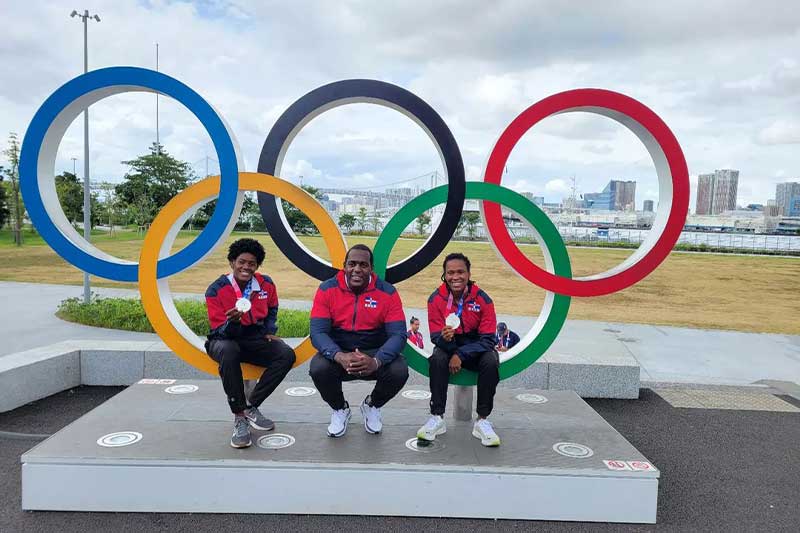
1, 228, 798, 335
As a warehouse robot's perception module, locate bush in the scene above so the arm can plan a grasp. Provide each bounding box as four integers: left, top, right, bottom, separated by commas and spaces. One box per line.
57, 296, 310, 337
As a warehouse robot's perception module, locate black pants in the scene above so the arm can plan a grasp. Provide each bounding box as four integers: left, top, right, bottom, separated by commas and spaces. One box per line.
309, 352, 409, 410
429, 347, 499, 418
206, 337, 296, 414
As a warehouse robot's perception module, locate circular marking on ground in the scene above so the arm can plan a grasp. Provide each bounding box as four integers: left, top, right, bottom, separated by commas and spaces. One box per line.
97, 431, 143, 448
553, 442, 594, 458
516, 393, 548, 404
405, 437, 445, 453
285, 386, 317, 397
402, 390, 432, 400
257, 433, 296, 450
164, 384, 199, 394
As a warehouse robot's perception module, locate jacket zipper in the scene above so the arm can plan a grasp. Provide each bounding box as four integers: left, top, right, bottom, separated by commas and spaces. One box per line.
351, 292, 359, 330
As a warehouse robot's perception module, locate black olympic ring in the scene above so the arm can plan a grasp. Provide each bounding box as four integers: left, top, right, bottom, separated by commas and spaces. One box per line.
257, 78, 466, 283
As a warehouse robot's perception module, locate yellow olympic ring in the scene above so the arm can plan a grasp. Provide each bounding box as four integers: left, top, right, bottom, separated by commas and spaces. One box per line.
139, 172, 347, 379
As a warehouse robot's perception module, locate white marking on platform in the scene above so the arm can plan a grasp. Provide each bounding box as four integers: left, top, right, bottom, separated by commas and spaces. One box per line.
285, 386, 316, 397
553, 442, 594, 458
257, 434, 295, 449
138, 379, 175, 385
516, 393, 548, 404
627, 461, 654, 471
164, 384, 199, 395
97, 431, 143, 448
405, 438, 444, 453
604, 460, 633, 470
402, 390, 431, 400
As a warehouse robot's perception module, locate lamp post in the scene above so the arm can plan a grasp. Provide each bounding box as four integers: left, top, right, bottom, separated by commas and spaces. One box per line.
70, 9, 100, 303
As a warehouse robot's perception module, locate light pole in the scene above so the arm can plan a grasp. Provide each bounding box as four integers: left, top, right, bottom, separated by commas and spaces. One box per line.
70, 9, 100, 304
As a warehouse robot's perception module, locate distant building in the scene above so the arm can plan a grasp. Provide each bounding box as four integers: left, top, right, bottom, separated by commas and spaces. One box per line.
643, 200, 654, 212
695, 169, 739, 215
522, 192, 545, 206
585, 180, 636, 211
776, 182, 800, 216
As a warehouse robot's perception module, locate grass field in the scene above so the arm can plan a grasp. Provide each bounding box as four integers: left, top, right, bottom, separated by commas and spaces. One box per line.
1, 229, 798, 334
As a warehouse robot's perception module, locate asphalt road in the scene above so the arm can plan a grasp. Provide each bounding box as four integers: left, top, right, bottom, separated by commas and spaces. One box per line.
1, 386, 798, 532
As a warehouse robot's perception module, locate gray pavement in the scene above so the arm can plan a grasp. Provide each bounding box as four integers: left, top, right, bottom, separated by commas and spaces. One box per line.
2, 281, 799, 387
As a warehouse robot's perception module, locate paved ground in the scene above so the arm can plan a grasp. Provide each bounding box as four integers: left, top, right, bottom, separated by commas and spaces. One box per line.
3, 281, 799, 387
1, 384, 798, 531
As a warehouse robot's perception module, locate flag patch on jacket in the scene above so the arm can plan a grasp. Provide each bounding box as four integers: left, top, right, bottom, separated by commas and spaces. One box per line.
468, 302, 481, 312
364, 296, 378, 308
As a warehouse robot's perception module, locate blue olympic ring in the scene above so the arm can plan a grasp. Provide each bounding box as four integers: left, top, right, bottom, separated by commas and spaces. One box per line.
19, 66, 240, 281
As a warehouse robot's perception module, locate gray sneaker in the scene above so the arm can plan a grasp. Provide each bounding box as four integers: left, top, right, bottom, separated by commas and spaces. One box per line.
245, 406, 275, 431
230, 415, 252, 448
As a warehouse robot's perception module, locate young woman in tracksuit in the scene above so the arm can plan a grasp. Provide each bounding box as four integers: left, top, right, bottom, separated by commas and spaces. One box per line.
205, 238, 296, 448
417, 252, 501, 446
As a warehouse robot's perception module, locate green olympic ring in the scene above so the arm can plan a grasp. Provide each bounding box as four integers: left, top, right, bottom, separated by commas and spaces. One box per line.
373, 182, 572, 386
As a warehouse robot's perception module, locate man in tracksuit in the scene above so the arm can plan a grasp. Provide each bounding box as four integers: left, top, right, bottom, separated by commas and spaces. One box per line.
205, 238, 296, 448
309, 244, 409, 437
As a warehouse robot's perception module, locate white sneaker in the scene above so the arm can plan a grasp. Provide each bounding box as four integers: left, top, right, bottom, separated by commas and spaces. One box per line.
327, 404, 352, 437
360, 396, 383, 434
472, 418, 500, 447
416, 415, 446, 441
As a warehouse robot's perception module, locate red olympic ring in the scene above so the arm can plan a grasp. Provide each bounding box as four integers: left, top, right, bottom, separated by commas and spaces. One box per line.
482, 88, 690, 297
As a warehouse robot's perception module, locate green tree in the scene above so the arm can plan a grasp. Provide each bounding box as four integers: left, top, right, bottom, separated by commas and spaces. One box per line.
415, 212, 431, 235
115, 142, 195, 226
369, 212, 382, 233
357, 207, 368, 233
338, 213, 356, 233
55, 171, 84, 224
281, 185, 323, 234
0, 175, 9, 228
3, 133, 23, 245
463, 211, 480, 240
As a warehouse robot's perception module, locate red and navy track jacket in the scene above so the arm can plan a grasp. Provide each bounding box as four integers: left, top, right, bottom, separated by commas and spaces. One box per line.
428, 281, 497, 362
205, 272, 279, 340
310, 270, 406, 365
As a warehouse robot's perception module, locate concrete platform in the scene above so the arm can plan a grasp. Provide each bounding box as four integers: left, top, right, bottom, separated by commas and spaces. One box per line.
21, 380, 659, 523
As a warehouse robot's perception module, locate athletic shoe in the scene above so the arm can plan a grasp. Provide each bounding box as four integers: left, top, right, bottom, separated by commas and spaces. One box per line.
327, 403, 352, 437
360, 395, 383, 434
472, 418, 501, 447
416, 415, 446, 441
230, 415, 252, 448
244, 406, 275, 431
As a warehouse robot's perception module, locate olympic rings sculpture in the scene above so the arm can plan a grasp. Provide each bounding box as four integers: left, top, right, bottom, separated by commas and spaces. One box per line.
20, 66, 689, 383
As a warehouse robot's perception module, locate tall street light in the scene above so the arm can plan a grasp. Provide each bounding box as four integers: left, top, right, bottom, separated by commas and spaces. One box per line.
70, 9, 100, 303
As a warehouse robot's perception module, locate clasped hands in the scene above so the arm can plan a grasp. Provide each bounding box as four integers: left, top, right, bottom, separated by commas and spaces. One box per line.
335, 349, 379, 376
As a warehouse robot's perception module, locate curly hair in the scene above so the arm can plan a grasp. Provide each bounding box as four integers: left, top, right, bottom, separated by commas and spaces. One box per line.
227, 238, 265, 266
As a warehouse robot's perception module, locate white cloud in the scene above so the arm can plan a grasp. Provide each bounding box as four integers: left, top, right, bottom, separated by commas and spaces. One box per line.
1, 0, 798, 209
545, 179, 569, 194
756, 120, 800, 145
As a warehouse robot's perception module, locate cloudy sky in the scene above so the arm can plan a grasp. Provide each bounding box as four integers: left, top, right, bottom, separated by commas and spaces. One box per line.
2, 0, 799, 211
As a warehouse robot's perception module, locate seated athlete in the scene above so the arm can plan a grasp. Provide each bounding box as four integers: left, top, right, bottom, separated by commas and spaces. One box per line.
309, 244, 409, 437
416, 252, 501, 446
205, 238, 296, 448
495, 322, 520, 351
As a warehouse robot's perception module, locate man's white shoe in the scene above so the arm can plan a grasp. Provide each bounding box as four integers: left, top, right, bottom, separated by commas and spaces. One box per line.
327, 404, 352, 437
416, 415, 446, 441
360, 396, 382, 434
472, 418, 500, 447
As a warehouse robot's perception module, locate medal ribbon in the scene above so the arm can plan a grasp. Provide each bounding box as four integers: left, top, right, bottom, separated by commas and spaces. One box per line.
230, 274, 253, 302
446, 290, 466, 318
